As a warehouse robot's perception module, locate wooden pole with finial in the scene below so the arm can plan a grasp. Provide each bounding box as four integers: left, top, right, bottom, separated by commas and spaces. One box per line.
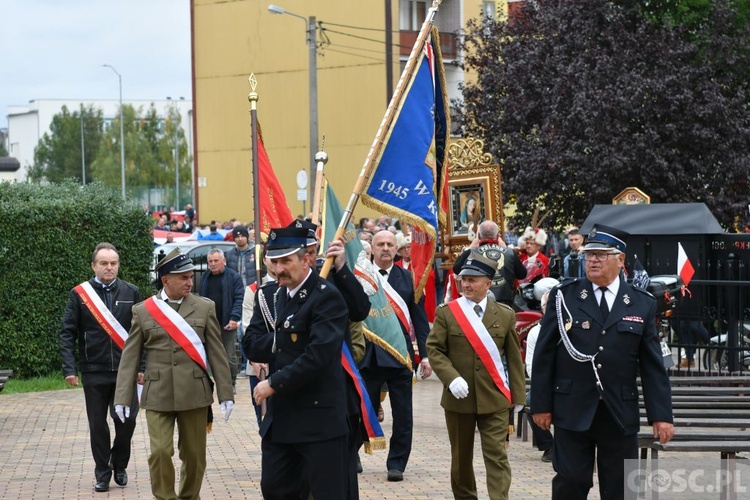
247, 74, 268, 418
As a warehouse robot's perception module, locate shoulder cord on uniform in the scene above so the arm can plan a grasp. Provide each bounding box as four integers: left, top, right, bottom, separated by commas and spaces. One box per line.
258, 287, 280, 353
555, 291, 604, 393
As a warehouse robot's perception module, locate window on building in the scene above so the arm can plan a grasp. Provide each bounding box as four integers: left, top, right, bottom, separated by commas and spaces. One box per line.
483, 1, 496, 20
401, 0, 428, 31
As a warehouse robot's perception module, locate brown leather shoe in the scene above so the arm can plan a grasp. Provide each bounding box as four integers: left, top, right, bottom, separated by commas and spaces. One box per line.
677, 359, 695, 368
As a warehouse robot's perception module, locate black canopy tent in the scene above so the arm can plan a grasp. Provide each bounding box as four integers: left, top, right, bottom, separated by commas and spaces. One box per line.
580, 203, 724, 279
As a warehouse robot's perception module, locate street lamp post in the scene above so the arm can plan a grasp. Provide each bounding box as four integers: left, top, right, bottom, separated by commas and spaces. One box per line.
167, 97, 184, 208
80, 104, 86, 185
268, 4, 318, 203
103, 64, 126, 200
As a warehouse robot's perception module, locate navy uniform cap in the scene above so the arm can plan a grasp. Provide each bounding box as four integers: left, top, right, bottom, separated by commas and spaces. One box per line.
459, 251, 499, 279
267, 227, 308, 258
582, 224, 629, 253
288, 219, 318, 247
156, 248, 196, 278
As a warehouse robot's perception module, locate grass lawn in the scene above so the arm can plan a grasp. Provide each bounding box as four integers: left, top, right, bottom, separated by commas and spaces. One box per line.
2, 374, 80, 394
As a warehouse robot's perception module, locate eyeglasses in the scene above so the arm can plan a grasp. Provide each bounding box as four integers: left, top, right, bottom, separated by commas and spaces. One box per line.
586, 251, 621, 262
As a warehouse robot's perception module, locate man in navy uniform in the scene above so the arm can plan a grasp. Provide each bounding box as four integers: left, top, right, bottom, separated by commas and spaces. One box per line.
531, 224, 674, 499
245, 226, 350, 499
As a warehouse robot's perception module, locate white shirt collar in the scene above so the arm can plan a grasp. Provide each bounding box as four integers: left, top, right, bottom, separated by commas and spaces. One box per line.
596, 277, 621, 306
460, 295, 488, 314
287, 269, 313, 298
160, 289, 184, 304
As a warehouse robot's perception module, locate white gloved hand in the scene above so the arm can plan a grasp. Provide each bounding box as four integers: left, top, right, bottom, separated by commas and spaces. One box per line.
513, 404, 525, 414
220, 401, 234, 422
115, 405, 130, 423
448, 377, 469, 399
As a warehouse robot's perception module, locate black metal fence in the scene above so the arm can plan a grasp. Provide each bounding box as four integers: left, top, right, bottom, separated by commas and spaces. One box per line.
645, 254, 750, 376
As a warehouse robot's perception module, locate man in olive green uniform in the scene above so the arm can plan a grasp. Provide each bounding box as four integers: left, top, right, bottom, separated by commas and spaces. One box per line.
427, 252, 526, 500
114, 249, 234, 500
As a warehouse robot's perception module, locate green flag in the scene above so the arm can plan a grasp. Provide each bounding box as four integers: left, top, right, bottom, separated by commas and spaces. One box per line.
321, 179, 411, 369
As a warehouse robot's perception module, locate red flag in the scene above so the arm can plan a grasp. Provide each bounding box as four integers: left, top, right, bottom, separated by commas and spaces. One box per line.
257, 129, 293, 233
677, 242, 695, 287
410, 228, 434, 304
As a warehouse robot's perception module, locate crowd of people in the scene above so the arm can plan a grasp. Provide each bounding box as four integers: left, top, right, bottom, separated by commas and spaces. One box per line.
60, 208, 676, 499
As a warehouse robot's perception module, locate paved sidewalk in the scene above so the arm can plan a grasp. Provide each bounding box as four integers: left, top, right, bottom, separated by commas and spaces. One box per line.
14, 373, 745, 499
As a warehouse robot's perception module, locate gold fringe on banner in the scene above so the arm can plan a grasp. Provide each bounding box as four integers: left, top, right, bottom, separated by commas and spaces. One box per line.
363, 327, 413, 372
364, 436, 388, 454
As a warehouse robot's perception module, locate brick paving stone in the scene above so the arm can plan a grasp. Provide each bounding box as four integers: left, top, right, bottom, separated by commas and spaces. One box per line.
2, 375, 740, 499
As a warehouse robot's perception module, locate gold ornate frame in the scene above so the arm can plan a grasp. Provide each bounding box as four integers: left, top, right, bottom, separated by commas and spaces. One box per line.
442, 138, 503, 265
613, 186, 650, 205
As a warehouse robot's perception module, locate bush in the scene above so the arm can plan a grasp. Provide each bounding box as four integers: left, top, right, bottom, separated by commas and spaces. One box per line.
0, 181, 153, 378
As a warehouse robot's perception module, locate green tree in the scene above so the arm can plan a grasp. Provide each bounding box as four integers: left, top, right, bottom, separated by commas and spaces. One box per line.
90, 103, 191, 205
459, 0, 750, 228
30, 105, 103, 183
0, 141, 8, 157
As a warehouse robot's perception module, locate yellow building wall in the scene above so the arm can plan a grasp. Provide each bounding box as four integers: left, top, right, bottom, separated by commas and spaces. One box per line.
192, 0, 399, 223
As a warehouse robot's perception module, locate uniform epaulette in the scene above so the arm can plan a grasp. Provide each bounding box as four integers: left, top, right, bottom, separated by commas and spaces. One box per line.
319, 282, 328, 290
497, 302, 514, 312
195, 294, 212, 302
557, 278, 579, 288
438, 302, 449, 308
631, 285, 653, 297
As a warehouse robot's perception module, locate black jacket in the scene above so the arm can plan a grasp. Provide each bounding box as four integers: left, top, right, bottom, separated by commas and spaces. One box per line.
60, 278, 141, 376
244, 269, 349, 443
198, 266, 244, 325
530, 277, 673, 435
360, 264, 430, 370
453, 243, 527, 305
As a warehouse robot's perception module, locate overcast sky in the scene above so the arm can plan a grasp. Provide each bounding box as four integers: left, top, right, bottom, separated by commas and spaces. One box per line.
1, 0, 192, 128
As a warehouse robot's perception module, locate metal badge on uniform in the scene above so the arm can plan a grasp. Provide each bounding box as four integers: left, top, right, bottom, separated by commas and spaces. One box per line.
291, 333, 298, 342
582, 321, 591, 330
299, 288, 308, 299
320, 284, 326, 289
623, 294, 631, 305
580, 289, 588, 300
283, 316, 292, 329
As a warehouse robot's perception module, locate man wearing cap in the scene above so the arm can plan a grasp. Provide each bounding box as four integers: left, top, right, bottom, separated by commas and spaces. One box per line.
531, 224, 674, 499
244, 226, 350, 499
225, 225, 257, 287
59, 242, 142, 493
295, 218, 370, 497
114, 248, 234, 500
427, 251, 526, 500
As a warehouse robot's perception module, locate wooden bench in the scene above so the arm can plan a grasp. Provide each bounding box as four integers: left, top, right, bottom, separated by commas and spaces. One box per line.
0, 369, 13, 393
519, 377, 750, 443
648, 441, 750, 500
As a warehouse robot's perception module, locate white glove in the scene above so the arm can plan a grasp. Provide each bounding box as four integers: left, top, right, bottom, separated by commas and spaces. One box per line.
114, 404, 130, 423
220, 401, 234, 422
513, 404, 525, 413
448, 377, 469, 399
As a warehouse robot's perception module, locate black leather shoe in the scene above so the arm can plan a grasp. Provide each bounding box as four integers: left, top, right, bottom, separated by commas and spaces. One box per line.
387, 469, 403, 482
94, 481, 110, 492
113, 468, 128, 486
356, 455, 363, 474
541, 449, 553, 463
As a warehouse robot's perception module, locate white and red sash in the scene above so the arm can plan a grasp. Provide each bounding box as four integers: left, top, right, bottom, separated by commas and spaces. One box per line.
143, 296, 208, 371
447, 297, 512, 402
382, 279, 415, 342
74, 281, 129, 350
248, 282, 258, 294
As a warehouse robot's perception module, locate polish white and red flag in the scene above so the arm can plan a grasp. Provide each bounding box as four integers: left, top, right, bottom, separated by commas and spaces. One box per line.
677, 242, 695, 287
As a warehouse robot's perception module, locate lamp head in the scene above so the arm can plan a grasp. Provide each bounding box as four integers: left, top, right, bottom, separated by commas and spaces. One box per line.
268, 5, 285, 14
